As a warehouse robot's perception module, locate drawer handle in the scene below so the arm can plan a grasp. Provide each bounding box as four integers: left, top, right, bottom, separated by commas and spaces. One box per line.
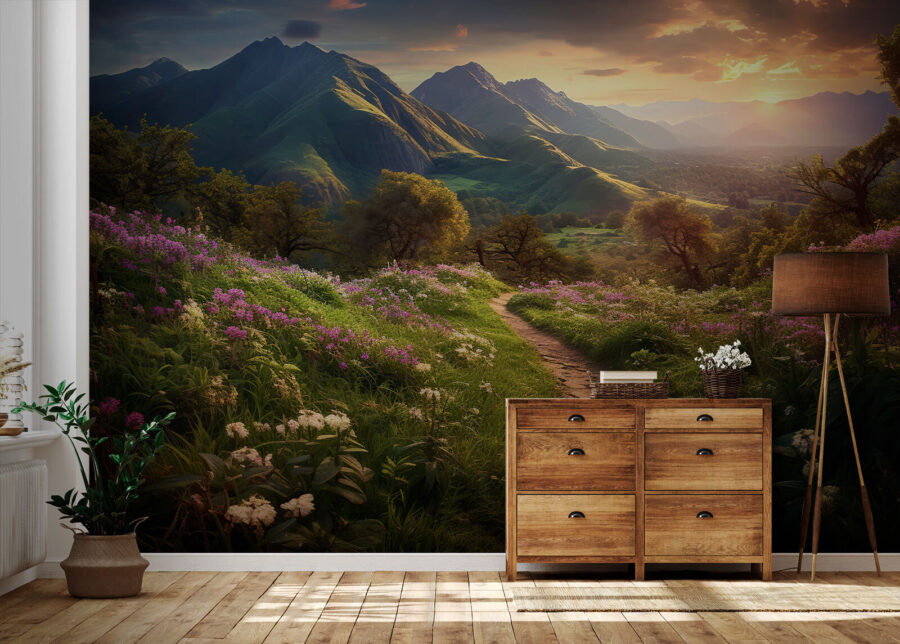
568, 448, 585, 456
568, 414, 585, 422
696, 448, 714, 456
696, 414, 714, 422
568, 511, 585, 519
696, 511, 714, 519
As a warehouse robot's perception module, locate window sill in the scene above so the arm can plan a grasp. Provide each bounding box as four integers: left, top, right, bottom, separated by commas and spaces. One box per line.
0, 429, 61, 452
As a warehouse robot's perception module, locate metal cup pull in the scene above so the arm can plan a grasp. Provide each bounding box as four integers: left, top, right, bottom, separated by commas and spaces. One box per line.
568, 448, 585, 456
696, 414, 714, 422
696, 511, 714, 519
568, 511, 585, 519
696, 448, 714, 456
568, 414, 585, 422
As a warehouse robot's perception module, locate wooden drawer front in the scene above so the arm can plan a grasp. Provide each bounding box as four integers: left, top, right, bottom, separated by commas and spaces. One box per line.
517, 494, 635, 556
645, 495, 762, 556
644, 433, 762, 491
645, 407, 762, 430
518, 432, 635, 491
516, 407, 635, 430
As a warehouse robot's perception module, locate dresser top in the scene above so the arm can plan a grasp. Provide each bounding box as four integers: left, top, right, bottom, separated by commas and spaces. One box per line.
507, 398, 771, 407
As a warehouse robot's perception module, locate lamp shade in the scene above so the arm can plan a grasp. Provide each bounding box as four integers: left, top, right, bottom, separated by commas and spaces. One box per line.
772, 252, 890, 316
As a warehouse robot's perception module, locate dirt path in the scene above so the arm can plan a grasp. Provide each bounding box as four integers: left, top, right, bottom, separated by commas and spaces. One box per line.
489, 292, 602, 398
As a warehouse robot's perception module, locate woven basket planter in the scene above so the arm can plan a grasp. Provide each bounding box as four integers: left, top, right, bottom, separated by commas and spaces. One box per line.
701, 358, 743, 398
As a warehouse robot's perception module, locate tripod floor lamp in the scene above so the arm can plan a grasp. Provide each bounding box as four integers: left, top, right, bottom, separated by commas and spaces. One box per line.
772, 252, 890, 581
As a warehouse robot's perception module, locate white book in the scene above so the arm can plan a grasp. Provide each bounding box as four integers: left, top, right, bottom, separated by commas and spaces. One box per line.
599, 371, 657, 383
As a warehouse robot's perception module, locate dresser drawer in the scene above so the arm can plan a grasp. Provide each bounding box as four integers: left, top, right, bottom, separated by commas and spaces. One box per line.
517, 494, 635, 556
516, 406, 635, 429
645, 407, 762, 430
644, 433, 762, 491
645, 494, 762, 556
518, 431, 635, 491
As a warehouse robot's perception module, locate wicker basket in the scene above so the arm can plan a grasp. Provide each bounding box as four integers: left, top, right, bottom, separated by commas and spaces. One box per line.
588, 372, 669, 399
701, 357, 743, 398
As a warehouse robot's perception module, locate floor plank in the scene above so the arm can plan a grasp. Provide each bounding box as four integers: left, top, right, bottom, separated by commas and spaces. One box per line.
349, 570, 405, 644
391, 571, 437, 644
94, 571, 216, 644
263, 571, 339, 644
502, 572, 559, 644
433, 571, 474, 644
61, 572, 187, 644
306, 571, 374, 644
14, 572, 183, 644
1, 570, 899, 643
187, 570, 278, 639
136, 571, 248, 644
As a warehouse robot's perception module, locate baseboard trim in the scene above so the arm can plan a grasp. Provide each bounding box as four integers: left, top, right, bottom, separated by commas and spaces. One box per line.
31, 552, 898, 577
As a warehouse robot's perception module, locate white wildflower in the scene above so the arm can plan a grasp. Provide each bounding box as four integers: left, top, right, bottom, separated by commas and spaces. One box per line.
323, 411, 351, 431
408, 406, 424, 420
281, 493, 315, 518
225, 495, 277, 529
297, 410, 325, 430
414, 362, 431, 372
225, 422, 249, 439
479, 381, 493, 393
420, 387, 442, 401
230, 447, 273, 468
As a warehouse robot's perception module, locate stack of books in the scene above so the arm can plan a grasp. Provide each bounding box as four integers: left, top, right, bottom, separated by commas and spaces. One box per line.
597, 371, 658, 384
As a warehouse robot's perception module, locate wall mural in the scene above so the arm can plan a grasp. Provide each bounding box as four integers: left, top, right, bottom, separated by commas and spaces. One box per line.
89, 1, 900, 553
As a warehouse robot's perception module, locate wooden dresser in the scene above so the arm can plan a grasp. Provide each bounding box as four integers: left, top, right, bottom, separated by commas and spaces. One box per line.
506, 398, 771, 581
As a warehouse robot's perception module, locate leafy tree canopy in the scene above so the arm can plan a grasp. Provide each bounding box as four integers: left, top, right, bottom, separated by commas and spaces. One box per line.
626, 196, 716, 289
90, 115, 208, 212
344, 170, 471, 263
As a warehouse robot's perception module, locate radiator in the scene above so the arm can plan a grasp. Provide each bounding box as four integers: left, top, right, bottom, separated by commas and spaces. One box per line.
0, 460, 47, 580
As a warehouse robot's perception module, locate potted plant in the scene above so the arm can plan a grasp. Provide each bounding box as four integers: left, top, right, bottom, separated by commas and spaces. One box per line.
14, 381, 174, 598
695, 341, 752, 398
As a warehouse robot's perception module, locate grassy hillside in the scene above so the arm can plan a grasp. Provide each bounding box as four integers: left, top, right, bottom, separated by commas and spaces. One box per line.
90, 208, 558, 553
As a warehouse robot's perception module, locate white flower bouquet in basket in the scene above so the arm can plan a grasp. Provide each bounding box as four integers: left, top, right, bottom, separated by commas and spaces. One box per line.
695, 341, 751, 398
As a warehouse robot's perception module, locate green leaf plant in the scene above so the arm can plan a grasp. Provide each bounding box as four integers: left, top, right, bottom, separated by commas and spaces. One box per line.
14, 381, 175, 535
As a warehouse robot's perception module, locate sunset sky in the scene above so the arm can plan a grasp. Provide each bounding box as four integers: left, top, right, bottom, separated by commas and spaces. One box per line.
91, 0, 900, 106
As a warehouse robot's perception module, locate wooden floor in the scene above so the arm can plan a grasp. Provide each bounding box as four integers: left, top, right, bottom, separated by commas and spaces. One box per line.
1, 570, 899, 643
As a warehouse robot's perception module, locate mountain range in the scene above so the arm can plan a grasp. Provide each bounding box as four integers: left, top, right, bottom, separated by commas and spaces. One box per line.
92, 38, 653, 213
612, 91, 898, 148
91, 37, 896, 214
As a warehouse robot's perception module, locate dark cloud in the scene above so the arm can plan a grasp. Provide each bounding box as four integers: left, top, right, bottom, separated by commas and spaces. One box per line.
583, 68, 625, 77
89, 0, 900, 82
282, 20, 322, 39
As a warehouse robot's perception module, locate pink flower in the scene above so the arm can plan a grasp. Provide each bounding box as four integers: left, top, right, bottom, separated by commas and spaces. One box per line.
98, 397, 120, 416
125, 411, 144, 430
224, 326, 247, 341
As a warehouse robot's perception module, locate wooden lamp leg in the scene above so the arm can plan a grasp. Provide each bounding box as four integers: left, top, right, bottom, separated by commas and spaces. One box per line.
810, 313, 833, 581
831, 315, 881, 575
797, 340, 828, 573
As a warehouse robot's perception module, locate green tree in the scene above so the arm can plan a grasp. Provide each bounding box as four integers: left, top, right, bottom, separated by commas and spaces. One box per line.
195, 168, 251, 239
345, 171, 470, 263
484, 214, 573, 282
625, 197, 715, 288
234, 182, 331, 260
791, 118, 900, 230
876, 24, 900, 108
90, 115, 208, 211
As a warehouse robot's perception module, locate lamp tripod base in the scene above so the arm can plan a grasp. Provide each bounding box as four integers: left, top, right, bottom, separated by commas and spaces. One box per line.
796, 313, 880, 581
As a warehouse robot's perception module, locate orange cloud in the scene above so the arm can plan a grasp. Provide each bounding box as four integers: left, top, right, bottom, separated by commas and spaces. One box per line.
457, 24, 468, 38
328, 0, 366, 10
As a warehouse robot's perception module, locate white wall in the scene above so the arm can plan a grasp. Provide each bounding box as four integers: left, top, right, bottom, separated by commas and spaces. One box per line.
0, 0, 89, 594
